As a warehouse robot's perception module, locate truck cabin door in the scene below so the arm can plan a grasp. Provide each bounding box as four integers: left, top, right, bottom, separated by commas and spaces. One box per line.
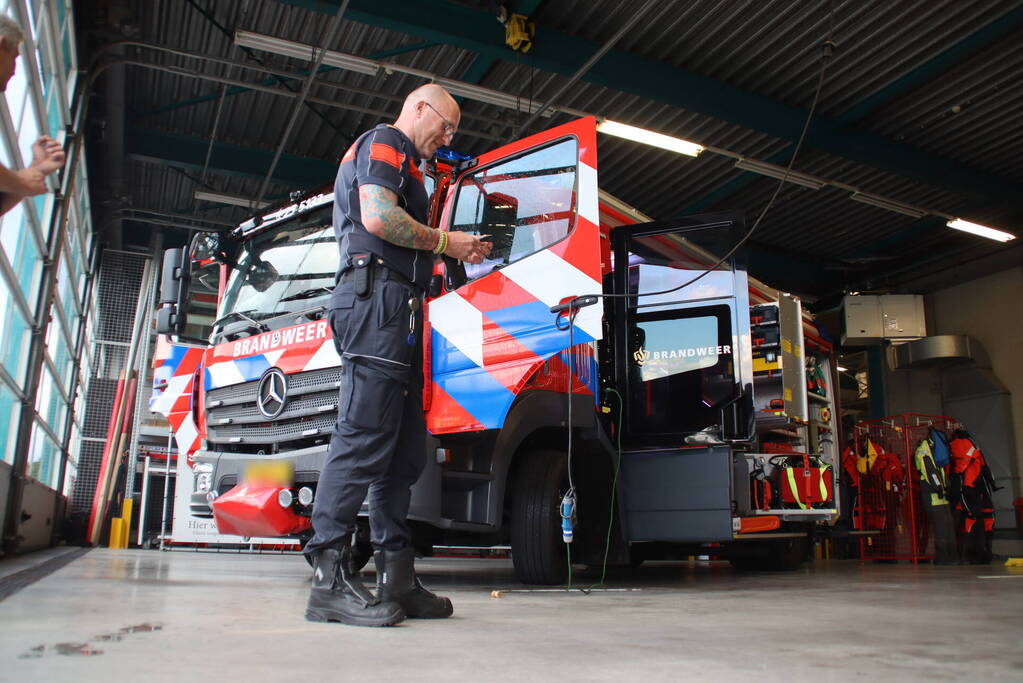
426, 117, 601, 434
610, 216, 755, 448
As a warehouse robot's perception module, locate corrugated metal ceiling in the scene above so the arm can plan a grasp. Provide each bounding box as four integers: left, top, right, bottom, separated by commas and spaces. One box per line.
82, 0, 1022, 297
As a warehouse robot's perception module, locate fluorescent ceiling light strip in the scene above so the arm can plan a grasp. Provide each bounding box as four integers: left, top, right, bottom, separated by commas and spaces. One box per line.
849, 192, 926, 218
946, 218, 1016, 243
235, 30, 380, 76
734, 158, 825, 190
596, 120, 703, 157
195, 190, 269, 210
436, 79, 552, 116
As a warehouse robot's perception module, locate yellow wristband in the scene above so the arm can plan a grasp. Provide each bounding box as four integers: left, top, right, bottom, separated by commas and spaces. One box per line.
433, 230, 448, 255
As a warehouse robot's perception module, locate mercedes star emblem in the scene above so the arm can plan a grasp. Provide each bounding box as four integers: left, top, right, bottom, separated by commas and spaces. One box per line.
257, 368, 288, 419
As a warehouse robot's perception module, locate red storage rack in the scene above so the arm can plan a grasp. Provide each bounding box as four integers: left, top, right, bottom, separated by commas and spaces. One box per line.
853, 414, 961, 563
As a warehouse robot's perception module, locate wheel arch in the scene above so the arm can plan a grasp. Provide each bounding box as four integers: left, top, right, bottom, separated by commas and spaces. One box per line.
487, 390, 612, 532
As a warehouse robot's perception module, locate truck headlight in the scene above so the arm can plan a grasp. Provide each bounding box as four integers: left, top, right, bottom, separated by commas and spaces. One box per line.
194, 463, 214, 494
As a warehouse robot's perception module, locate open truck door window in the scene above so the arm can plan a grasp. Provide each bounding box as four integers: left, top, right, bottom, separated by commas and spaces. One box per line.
611, 216, 755, 447
446, 137, 579, 283
426, 117, 601, 434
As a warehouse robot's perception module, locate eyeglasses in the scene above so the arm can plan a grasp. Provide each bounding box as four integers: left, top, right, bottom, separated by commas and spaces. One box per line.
423, 101, 457, 136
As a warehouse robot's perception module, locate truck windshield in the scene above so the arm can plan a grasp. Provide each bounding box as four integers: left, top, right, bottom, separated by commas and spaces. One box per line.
218, 206, 337, 329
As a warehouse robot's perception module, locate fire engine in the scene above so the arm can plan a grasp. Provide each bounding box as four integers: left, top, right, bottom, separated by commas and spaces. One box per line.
157, 117, 840, 584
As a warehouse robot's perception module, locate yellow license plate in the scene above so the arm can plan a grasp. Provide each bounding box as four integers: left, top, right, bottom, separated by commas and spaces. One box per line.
243, 460, 294, 486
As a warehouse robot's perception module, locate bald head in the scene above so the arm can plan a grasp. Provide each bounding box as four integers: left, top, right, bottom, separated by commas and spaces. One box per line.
394, 84, 460, 160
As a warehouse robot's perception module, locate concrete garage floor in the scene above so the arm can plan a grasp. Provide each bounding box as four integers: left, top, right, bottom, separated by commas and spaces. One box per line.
1, 548, 1022, 682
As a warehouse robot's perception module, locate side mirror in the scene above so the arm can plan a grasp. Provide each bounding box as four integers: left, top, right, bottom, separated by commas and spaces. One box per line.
156, 248, 191, 337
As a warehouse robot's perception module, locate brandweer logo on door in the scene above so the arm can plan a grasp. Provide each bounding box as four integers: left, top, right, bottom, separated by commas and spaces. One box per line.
230, 321, 329, 357
634, 344, 731, 365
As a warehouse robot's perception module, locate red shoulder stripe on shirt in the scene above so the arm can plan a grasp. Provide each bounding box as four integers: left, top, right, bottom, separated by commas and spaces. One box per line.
369, 142, 404, 170
407, 157, 424, 183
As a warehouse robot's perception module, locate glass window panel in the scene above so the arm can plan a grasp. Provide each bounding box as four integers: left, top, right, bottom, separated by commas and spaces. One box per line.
32, 9, 50, 86
0, 284, 32, 384
35, 362, 55, 422
46, 304, 74, 390
0, 122, 9, 168
57, 256, 76, 322
61, 454, 75, 495
0, 379, 19, 464
63, 420, 78, 496
25, 1, 39, 44
28, 422, 62, 489
55, 0, 66, 33
13, 219, 43, 300
46, 86, 63, 140
59, 6, 74, 76
34, 191, 51, 235
78, 341, 92, 386
450, 138, 578, 282
0, 200, 25, 260
6, 62, 28, 129
67, 228, 85, 295
18, 94, 41, 168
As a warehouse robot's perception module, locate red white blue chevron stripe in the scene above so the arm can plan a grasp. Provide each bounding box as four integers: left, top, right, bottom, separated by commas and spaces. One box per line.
150, 336, 204, 458
203, 320, 340, 390
425, 117, 602, 434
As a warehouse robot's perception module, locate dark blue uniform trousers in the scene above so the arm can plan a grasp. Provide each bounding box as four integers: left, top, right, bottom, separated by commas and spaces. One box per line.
304, 275, 426, 556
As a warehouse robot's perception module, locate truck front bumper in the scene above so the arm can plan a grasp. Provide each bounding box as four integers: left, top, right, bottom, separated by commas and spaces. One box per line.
190, 443, 330, 529
191, 441, 447, 536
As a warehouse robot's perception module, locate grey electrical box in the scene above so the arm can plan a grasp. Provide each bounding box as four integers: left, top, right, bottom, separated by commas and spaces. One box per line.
842, 295, 883, 343
881, 295, 927, 339
842, 294, 926, 344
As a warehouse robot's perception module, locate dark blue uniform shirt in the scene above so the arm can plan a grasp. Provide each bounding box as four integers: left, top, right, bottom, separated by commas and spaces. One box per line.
333, 124, 431, 291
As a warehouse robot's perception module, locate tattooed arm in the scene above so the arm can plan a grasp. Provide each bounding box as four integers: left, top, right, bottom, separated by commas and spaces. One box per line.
359, 184, 491, 263
360, 184, 438, 250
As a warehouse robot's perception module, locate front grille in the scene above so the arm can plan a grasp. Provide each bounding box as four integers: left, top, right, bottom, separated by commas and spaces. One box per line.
206, 367, 341, 454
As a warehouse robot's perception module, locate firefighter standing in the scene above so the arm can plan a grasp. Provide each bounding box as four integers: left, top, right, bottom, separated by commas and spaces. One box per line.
303, 84, 491, 627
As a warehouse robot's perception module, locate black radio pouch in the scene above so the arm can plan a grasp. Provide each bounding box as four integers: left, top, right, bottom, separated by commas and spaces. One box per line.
352, 253, 373, 299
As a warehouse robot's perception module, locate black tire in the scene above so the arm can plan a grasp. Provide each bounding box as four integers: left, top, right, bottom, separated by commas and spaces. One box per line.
729, 537, 808, 572
511, 449, 570, 585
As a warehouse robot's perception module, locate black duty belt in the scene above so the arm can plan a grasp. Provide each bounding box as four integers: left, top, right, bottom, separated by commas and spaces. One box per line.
341, 255, 423, 298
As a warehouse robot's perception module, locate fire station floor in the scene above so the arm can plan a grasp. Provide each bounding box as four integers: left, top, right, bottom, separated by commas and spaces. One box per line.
1, 547, 1022, 682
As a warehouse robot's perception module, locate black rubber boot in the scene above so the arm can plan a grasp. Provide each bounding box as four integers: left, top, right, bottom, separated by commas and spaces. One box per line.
375, 546, 453, 619
305, 541, 405, 627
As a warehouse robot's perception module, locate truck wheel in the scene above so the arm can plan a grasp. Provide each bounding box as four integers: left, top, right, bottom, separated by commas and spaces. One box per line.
511, 449, 569, 585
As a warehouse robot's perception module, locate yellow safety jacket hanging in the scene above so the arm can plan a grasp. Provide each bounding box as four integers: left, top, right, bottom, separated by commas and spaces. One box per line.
914, 439, 949, 506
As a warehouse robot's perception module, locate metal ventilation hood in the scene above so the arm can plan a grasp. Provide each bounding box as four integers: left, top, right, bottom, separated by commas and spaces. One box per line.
893, 335, 984, 369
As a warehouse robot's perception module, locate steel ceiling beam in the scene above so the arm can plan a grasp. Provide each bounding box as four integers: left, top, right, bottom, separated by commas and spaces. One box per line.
681, 5, 1023, 216
282, 0, 1022, 202
132, 41, 438, 120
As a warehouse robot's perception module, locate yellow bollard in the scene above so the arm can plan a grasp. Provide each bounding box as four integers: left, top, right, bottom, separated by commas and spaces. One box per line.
118, 498, 133, 548
108, 499, 134, 548
109, 518, 123, 548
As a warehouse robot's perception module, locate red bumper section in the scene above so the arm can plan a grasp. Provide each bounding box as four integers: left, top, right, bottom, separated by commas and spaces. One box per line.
211, 483, 310, 538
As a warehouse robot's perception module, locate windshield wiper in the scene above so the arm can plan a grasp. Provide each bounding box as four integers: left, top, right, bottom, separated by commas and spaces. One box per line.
279, 286, 333, 302
211, 310, 267, 331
